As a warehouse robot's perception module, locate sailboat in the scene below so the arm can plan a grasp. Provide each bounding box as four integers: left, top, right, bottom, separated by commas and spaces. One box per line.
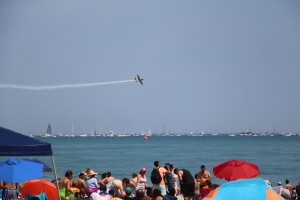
42, 123, 55, 137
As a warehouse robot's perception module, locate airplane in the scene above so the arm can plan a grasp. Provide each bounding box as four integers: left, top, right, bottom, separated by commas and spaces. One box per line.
135, 74, 144, 85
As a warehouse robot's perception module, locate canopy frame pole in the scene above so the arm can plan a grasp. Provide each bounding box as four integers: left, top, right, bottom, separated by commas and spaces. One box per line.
51, 155, 61, 200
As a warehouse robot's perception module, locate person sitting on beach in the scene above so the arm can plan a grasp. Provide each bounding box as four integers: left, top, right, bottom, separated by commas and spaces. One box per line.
129, 173, 138, 196
163, 187, 177, 200
98, 173, 108, 185
72, 172, 86, 199
273, 182, 291, 199
124, 187, 135, 200
145, 187, 153, 200
86, 169, 99, 194
90, 184, 111, 200
290, 187, 298, 200
153, 189, 164, 200
196, 165, 212, 184
59, 170, 75, 200
199, 179, 214, 199
101, 172, 116, 192
136, 189, 147, 200
107, 178, 131, 198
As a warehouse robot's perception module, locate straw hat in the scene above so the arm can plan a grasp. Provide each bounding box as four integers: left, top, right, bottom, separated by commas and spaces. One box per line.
86, 169, 98, 176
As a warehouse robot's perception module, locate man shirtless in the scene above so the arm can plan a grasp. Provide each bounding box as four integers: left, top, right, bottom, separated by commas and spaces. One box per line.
72, 173, 86, 199
100, 172, 116, 191
108, 178, 131, 198
2, 182, 19, 199
196, 165, 212, 183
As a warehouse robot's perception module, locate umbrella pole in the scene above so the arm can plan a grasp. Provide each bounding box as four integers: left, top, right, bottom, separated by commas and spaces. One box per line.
51, 155, 61, 200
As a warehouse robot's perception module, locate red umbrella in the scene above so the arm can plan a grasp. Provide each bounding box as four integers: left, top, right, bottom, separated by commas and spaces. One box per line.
20, 179, 58, 200
213, 159, 260, 181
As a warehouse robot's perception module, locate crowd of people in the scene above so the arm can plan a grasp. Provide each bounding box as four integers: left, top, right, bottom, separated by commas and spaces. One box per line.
55, 161, 218, 200
265, 179, 300, 200
1, 161, 299, 200
56, 161, 300, 200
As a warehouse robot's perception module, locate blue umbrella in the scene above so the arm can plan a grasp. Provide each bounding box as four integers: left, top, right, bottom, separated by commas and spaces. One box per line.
203, 178, 283, 200
23, 158, 52, 172
0, 157, 43, 183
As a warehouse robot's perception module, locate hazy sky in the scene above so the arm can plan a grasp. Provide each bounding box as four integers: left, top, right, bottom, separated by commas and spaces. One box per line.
1, 1, 300, 134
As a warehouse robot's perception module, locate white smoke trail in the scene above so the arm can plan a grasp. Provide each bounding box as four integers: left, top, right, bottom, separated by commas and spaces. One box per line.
0, 80, 135, 90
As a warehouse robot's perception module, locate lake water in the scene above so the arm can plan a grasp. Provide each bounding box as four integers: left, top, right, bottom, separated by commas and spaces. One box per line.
35, 136, 300, 186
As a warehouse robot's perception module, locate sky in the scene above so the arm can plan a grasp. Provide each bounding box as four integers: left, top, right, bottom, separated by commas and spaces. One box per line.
1, 1, 300, 135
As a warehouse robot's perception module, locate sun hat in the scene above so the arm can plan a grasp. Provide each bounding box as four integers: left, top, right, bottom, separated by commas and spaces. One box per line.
86, 169, 98, 176
141, 167, 146, 172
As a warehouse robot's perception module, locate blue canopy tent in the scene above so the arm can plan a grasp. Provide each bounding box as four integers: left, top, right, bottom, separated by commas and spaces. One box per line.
0, 127, 52, 156
0, 127, 60, 199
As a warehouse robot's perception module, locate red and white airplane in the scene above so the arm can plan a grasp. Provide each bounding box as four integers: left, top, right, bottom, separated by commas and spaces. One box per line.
135, 74, 144, 85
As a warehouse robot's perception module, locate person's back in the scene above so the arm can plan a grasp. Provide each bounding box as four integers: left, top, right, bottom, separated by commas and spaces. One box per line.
2, 182, 18, 200
285, 179, 293, 193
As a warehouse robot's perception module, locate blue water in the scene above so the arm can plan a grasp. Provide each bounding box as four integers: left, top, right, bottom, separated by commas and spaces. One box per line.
35, 136, 299, 186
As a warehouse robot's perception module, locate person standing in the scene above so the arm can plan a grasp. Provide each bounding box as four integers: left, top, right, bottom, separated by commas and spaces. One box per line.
164, 164, 175, 194
136, 168, 148, 193
196, 165, 212, 184
296, 181, 300, 199
285, 179, 293, 193
174, 168, 195, 200
151, 161, 170, 196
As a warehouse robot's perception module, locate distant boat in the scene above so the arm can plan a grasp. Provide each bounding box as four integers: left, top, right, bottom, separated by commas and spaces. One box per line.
42, 123, 55, 137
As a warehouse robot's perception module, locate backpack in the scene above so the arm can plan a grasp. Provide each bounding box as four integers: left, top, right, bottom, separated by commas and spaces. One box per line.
150, 167, 162, 184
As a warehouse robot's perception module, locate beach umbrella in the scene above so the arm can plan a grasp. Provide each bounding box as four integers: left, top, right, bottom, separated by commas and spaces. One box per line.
213, 159, 259, 181
0, 157, 43, 183
23, 158, 52, 172
203, 178, 283, 200
20, 179, 58, 200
